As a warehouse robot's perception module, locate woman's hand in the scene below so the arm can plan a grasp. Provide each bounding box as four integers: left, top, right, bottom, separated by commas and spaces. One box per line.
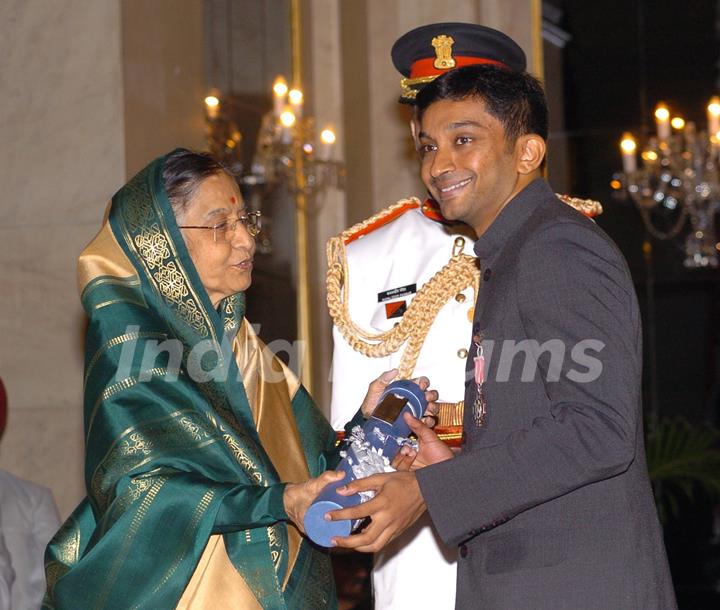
283, 470, 345, 533
360, 370, 440, 419
360, 369, 399, 417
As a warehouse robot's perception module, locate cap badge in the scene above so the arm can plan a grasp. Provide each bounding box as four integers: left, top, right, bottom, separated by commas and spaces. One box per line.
431, 35, 456, 70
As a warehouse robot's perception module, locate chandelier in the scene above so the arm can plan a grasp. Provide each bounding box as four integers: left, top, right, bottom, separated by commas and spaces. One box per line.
250, 76, 345, 200
612, 97, 720, 268
202, 72, 345, 394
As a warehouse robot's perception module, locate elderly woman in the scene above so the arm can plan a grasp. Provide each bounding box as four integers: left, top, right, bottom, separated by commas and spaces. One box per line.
44, 149, 429, 609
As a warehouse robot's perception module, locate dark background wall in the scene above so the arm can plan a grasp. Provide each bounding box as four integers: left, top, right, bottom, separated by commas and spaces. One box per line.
548, 0, 720, 426
548, 2, 720, 604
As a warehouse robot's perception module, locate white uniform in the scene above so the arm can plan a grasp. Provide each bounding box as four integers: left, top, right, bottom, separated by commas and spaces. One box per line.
329, 198, 477, 610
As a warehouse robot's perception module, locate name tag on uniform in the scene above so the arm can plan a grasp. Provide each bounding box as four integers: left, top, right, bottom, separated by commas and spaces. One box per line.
377, 284, 416, 303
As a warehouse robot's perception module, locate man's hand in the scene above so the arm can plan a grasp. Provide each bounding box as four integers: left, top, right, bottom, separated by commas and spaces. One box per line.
392, 412, 455, 471
328, 471, 426, 552
283, 470, 345, 533
360, 371, 439, 419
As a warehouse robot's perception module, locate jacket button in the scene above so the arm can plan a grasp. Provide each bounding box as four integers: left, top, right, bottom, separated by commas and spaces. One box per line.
459, 544, 468, 558
483, 268, 492, 281
457, 348, 468, 358
455, 293, 466, 303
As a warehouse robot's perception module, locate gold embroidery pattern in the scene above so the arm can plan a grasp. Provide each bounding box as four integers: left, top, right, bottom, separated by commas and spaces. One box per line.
134, 229, 170, 269
86, 367, 170, 442
84, 331, 167, 388
90, 410, 217, 511
54, 518, 82, 566
179, 415, 211, 442
82, 274, 141, 295
44, 515, 83, 600
122, 432, 154, 456
222, 433, 263, 484
128, 476, 153, 502
93, 477, 168, 610
93, 297, 146, 311
117, 175, 209, 338
199, 385, 268, 484
132, 489, 216, 609
44, 561, 68, 604
223, 296, 239, 333
267, 525, 285, 576
292, 550, 333, 608
153, 261, 187, 298
103, 472, 163, 530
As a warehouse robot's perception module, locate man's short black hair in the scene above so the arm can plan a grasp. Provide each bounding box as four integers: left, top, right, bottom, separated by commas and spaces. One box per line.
415, 65, 548, 145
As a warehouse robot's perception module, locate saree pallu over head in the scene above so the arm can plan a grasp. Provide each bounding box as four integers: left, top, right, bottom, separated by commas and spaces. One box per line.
44, 151, 339, 610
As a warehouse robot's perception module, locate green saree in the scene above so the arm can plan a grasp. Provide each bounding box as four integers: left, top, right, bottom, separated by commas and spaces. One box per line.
44, 151, 352, 609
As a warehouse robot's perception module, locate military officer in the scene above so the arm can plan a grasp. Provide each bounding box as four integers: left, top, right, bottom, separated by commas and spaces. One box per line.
327, 23, 601, 610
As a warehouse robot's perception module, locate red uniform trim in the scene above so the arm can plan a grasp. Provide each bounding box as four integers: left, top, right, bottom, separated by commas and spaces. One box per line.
343, 200, 421, 245
420, 198, 450, 223
409, 56, 507, 79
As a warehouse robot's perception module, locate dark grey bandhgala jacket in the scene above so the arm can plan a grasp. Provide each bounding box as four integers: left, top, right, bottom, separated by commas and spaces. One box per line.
416, 179, 677, 610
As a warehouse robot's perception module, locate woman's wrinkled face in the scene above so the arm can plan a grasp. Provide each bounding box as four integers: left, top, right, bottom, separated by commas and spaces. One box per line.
179, 172, 255, 307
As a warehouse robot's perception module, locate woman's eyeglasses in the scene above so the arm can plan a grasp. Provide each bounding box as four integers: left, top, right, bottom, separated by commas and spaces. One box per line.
179, 211, 262, 243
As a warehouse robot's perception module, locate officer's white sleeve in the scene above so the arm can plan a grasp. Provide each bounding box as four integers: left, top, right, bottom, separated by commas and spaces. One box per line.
329, 326, 394, 430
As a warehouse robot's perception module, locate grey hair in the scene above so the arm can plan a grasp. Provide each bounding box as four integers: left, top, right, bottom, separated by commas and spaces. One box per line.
161, 149, 229, 223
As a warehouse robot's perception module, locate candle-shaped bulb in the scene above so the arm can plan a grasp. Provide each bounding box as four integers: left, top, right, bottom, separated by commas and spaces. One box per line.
319, 127, 336, 160
670, 117, 685, 130
654, 105, 669, 122
273, 76, 288, 117
641, 150, 658, 162
654, 103, 671, 142
707, 97, 720, 117
279, 109, 296, 128
288, 88, 303, 118
273, 76, 288, 97
279, 109, 296, 144
620, 132, 637, 173
320, 128, 336, 145
204, 95, 220, 119
288, 89, 303, 105
620, 133, 636, 153
708, 97, 720, 142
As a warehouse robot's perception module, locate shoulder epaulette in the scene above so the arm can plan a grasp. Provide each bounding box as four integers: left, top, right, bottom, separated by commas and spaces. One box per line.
339, 194, 602, 246
341, 198, 421, 245
420, 198, 453, 223
557, 194, 603, 218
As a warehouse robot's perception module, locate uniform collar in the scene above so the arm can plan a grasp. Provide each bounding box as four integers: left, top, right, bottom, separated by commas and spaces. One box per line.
473, 178, 550, 261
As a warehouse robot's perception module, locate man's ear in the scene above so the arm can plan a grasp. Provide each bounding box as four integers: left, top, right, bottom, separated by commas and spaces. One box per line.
515, 134, 546, 174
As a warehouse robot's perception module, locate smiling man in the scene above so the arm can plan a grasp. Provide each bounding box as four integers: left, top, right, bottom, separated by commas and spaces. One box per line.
330, 64, 677, 609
